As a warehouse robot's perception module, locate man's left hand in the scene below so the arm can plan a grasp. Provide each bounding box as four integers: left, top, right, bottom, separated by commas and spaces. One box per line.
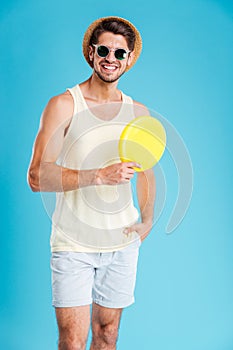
123, 221, 153, 242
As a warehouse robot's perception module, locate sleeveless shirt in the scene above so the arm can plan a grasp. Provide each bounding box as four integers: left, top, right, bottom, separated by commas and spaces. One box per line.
50, 84, 139, 252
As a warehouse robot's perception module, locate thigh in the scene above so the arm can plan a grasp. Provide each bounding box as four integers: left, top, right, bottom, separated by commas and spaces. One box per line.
91, 303, 123, 330
56, 306, 90, 344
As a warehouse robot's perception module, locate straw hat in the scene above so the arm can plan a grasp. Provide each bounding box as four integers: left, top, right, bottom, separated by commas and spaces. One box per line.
82, 16, 142, 71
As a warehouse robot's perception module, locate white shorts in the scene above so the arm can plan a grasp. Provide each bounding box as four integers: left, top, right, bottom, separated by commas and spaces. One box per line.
51, 239, 141, 309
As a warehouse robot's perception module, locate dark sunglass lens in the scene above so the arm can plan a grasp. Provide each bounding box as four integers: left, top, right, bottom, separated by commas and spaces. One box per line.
97, 46, 109, 57
115, 49, 127, 60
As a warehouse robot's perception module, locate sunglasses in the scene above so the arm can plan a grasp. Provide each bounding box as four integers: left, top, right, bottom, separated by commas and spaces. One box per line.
92, 44, 131, 61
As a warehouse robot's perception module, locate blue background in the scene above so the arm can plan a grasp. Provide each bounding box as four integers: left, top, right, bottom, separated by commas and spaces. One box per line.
1, 0, 233, 349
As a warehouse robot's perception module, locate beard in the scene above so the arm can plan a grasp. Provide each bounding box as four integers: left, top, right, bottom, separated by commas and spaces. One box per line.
94, 69, 126, 83
93, 61, 128, 83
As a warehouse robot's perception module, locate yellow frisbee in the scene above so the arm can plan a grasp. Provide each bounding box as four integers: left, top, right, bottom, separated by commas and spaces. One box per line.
119, 116, 166, 172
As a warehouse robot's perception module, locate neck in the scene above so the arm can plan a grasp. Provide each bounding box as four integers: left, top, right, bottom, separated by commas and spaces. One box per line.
80, 73, 122, 103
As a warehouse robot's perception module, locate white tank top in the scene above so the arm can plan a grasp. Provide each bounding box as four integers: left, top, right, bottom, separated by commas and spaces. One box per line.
50, 84, 139, 252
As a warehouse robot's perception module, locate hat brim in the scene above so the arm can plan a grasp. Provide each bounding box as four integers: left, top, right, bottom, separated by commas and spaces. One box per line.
82, 16, 142, 72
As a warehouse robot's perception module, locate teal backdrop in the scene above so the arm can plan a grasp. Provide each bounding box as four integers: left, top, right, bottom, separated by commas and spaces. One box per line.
0, 0, 233, 349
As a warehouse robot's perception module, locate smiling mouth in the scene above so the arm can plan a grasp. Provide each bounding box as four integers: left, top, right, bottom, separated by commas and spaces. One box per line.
101, 64, 118, 72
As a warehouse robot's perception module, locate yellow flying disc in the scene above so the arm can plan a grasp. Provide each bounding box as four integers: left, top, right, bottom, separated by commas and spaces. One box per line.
119, 116, 166, 172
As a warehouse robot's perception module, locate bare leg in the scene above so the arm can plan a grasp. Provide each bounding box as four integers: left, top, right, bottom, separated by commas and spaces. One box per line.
90, 303, 123, 350
55, 306, 90, 350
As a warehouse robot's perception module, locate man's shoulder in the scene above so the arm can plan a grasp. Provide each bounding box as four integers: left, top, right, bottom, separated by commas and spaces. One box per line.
133, 100, 146, 108
121, 90, 147, 110
41, 90, 74, 126
48, 90, 73, 109
46, 90, 73, 116
132, 100, 149, 117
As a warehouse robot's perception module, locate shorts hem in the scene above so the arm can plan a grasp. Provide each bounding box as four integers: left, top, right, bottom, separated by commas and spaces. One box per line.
93, 298, 135, 309
52, 299, 92, 308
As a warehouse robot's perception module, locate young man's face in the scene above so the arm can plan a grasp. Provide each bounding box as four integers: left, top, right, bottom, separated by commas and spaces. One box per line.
89, 31, 134, 83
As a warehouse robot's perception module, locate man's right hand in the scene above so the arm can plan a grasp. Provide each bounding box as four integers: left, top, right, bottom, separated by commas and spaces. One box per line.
96, 162, 141, 185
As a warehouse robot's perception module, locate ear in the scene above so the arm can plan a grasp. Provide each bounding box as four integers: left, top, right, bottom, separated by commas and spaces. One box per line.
127, 51, 135, 67
89, 45, 94, 62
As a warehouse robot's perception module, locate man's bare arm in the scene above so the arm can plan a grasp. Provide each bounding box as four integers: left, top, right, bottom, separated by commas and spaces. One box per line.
123, 169, 156, 241
123, 100, 156, 241
28, 93, 140, 192
137, 169, 156, 224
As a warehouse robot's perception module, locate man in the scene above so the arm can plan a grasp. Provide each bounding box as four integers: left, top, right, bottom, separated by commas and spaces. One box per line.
28, 16, 155, 350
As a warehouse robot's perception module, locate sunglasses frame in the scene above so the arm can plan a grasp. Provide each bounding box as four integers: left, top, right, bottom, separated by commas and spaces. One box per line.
92, 44, 131, 60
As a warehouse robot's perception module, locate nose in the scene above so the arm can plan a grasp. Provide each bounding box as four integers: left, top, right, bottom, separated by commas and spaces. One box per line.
105, 50, 116, 63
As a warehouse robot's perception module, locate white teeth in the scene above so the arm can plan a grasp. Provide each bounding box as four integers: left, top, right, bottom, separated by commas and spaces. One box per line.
103, 65, 116, 70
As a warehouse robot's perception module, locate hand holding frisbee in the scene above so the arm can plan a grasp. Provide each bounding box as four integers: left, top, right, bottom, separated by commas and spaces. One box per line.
119, 116, 166, 172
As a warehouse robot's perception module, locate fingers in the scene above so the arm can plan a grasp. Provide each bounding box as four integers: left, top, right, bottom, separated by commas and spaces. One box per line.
123, 162, 141, 170
123, 222, 152, 237
96, 162, 141, 185
123, 224, 137, 234
119, 162, 141, 182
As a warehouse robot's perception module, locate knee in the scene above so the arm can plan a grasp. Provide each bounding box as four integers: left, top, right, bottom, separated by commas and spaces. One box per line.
58, 337, 86, 350
93, 324, 119, 347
